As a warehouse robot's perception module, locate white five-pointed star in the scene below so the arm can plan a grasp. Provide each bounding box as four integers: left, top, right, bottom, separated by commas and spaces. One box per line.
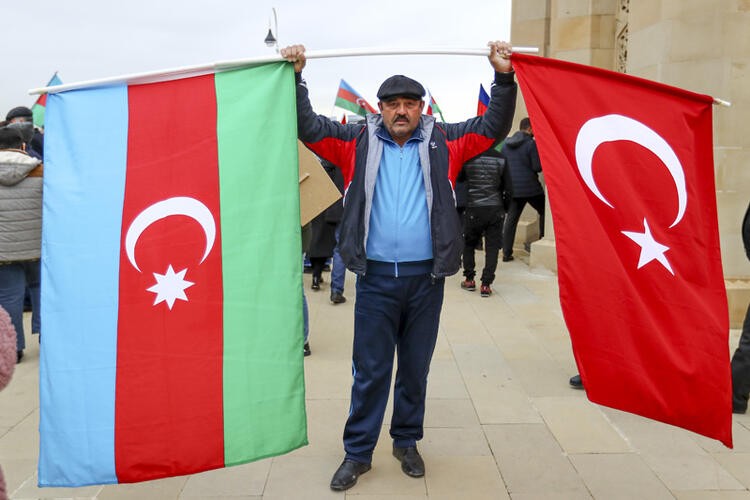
621, 218, 674, 275
147, 265, 195, 309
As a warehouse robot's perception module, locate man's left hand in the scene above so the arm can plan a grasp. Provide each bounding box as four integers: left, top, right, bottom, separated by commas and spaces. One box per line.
488, 41, 513, 73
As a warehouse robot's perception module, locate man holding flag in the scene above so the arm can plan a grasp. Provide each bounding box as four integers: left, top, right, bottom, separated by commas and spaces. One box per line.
282, 40, 516, 491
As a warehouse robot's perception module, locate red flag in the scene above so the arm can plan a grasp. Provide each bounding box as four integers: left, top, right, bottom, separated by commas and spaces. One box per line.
513, 53, 732, 447
341, 114, 347, 124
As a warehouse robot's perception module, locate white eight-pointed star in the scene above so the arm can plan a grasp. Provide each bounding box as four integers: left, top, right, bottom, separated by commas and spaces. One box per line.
147, 265, 195, 309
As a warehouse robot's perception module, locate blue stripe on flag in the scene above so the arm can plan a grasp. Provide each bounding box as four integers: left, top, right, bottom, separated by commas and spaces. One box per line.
38, 85, 128, 486
339, 79, 363, 98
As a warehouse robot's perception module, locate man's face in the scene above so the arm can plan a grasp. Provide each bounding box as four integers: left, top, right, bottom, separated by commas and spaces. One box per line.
378, 97, 424, 144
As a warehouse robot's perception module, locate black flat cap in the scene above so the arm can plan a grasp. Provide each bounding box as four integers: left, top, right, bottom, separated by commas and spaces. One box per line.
377, 75, 425, 101
6, 106, 33, 121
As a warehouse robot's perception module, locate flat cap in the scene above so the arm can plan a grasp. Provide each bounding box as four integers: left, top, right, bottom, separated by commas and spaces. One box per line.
6, 106, 33, 121
377, 75, 425, 101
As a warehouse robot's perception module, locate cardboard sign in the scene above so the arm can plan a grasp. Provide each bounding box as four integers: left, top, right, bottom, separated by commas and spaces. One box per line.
298, 141, 342, 227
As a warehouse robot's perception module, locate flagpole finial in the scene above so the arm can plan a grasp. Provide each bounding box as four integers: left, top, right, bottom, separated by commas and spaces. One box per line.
713, 97, 731, 107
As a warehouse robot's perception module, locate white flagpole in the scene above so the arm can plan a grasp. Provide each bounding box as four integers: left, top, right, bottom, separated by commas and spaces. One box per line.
27, 46, 540, 96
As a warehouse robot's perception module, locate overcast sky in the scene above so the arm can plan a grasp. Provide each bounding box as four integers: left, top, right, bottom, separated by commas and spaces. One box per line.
2, 0, 513, 123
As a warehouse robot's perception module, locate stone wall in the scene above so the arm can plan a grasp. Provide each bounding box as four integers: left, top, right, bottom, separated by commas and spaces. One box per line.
510, 0, 750, 326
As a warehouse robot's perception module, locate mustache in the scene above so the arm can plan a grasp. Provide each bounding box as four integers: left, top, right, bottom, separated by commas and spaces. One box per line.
393, 114, 409, 123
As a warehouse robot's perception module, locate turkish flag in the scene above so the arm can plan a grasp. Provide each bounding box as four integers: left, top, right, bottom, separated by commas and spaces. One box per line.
513, 53, 732, 446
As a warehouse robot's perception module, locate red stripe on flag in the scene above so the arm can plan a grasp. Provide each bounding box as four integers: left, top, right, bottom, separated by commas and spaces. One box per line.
115, 74, 225, 481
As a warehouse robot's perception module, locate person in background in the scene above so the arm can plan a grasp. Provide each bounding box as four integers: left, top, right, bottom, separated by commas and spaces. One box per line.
301, 223, 313, 356
501, 117, 544, 262
0, 127, 43, 363
308, 160, 343, 292
282, 40, 516, 492
459, 147, 512, 297
5, 106, 43, 160
0, 305, 18, 498
730, 202, 750, 413
325, 159, 348, 304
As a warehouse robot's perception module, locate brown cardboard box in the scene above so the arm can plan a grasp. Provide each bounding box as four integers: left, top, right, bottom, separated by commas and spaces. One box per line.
298, 141, 342, 227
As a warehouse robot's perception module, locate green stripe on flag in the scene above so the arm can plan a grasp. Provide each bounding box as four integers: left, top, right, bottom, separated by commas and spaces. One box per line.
335, 97, 367, 117
215, 62, 307, 465
32, 103, 45, 128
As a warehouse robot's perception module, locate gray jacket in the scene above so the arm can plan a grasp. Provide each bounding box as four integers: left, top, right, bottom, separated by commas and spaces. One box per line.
0, 150, 43, 261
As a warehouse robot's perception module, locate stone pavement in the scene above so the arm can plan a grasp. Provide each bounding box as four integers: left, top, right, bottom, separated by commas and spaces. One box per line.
2, 254, 750, 499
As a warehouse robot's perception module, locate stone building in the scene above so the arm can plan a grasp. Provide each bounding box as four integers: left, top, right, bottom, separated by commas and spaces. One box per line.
510, 0, 750, 326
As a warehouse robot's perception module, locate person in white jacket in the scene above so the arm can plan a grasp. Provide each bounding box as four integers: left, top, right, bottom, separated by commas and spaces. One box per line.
0, 126, 43, 363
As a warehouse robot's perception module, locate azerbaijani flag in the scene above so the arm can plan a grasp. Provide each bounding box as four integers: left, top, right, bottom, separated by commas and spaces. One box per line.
39, 62, 307, 487
477, 83, 490, 116
31, 72, 62, 128
335, 79, 376, 116
426, 89, 446, 122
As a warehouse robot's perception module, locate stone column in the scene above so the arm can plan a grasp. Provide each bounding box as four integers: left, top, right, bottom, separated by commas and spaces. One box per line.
627, 0, 750, 327
510, 0, 620, 271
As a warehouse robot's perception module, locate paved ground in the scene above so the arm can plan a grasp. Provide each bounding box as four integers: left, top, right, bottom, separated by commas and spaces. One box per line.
2, 253, 750, 499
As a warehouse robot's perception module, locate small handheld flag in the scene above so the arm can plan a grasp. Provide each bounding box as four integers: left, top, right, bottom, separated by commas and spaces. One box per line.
335, 79, 376, 117
477, 84, 490, 116
31, 73, 62, 128
426, 89, 446, 122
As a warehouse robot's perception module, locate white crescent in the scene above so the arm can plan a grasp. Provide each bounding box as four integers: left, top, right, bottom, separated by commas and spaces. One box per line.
125, 197, 216, 273
575, 114, 687, 228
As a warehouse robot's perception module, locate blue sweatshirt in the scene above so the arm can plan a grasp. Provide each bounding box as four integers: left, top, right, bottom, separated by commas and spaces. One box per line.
365, 127, 433, 270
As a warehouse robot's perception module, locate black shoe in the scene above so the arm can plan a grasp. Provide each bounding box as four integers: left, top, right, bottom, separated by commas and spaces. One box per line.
569, 374, 584, 389
330, 291, 347, 304
502, 255, 514, 262
733, 394, 748, 414
303, 342, 311, 357
392, 445, 425, 478
330, 459, 371, 491
16, 350, 24, 364
311, 276, 321, 290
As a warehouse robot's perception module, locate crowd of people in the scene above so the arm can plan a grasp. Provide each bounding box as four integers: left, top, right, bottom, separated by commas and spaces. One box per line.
0, 106, 43, 365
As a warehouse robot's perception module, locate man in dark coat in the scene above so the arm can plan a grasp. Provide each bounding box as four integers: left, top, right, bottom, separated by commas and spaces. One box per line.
282, 41, 516, 491
501, 117, 544, 261
730, 202, 750, 413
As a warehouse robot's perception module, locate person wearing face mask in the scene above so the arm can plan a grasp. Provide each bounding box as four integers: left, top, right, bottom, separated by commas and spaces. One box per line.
282, 41, 517, 491
0, 127, 43, 363
5, 106, 43, 160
